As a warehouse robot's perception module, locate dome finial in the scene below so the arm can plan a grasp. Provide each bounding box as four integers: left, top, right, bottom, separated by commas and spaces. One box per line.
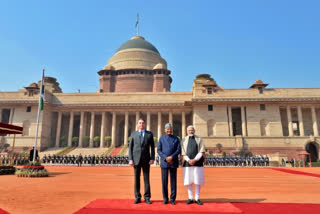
135, 13, 139, 36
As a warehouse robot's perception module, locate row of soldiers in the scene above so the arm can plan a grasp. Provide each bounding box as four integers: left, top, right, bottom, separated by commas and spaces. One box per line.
0, 155, 30, 166
204, 156, 270, 167
41, 154, 129, 166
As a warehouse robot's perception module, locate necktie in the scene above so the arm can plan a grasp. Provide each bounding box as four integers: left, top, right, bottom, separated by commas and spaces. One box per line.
139, 132, 143, 145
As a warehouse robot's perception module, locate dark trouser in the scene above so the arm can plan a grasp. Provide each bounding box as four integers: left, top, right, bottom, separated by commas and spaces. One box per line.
134, 164, 151, 200
161, 167, 177, 201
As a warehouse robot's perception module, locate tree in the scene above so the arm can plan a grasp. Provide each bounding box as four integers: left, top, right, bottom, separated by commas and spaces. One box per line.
82, 136, 90, 147
104, 136, 111, 147
153, 137, 158, 146
93, 136, 100, 147
72, 137, 79, 147
216, 143, 223, 153
60, 136, 67, 147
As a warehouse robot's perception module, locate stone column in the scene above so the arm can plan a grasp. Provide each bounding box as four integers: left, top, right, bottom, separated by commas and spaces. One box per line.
111, 112, 116, 146
287, 106, 293, 137
9, 108, 14, 124
100, 112, 106, 148
135, 111, 139, 130
297, 106, 305, 136
169, 111, 173, 125
147, 112, 151, 131
182, 111, 186, 137
124, 111, 129, 146
89, 112, 95, 147
241, 106, 247, 136
68, 112, 74, 147
55, 112, 62, 147
158, 111, 162, 140
311, 106, 319, 136
79, 111, 84, 147
228, 106, 233, 136
0, 108, 2, 122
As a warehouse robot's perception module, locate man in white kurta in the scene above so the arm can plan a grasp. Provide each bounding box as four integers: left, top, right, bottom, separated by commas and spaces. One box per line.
181, 125, 205, 205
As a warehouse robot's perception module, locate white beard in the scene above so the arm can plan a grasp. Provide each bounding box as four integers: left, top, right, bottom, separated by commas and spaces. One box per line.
188, 134, 194, 137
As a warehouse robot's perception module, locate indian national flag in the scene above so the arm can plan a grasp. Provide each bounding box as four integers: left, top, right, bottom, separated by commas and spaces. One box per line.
40, 70, 45, 111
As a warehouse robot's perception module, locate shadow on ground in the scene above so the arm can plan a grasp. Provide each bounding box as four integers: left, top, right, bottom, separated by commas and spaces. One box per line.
49, 172, 72, 177
202, 198, 266, 203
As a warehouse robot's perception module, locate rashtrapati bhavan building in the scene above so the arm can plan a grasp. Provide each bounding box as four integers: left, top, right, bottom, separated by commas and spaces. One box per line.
0, 35, 319, 161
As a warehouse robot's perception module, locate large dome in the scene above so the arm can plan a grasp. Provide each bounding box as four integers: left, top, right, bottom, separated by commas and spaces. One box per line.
103, 36, 167, 70
116, 36, 160, 54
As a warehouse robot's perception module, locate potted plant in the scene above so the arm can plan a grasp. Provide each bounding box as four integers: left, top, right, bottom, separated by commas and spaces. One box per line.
82, 136, 90, 147
104, 136, 111, 147
60, 136, 67, 147
216, 143, 223, 153
72, 137, 79, 147
93, 136, 100, 147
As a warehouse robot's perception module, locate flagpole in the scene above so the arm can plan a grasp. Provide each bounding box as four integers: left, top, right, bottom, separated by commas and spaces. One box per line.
33, 69, 45, 162
136, 13, 139, 36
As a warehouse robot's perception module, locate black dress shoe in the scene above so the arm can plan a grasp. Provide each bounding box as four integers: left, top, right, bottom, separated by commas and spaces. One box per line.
171, 201, 176, 205
163, 199, 168, 204
186, 199, 193, 204
145, 199, 152, 204
195, 199, 203, 205
133, 198, 141, 204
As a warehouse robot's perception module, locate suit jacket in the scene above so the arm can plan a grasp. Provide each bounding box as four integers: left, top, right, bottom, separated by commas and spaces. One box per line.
180, 135, 206, 166
128, 130, 155, 166
181, 135, 205, 156
157, 135, 181, 168
29, 149, 39, 161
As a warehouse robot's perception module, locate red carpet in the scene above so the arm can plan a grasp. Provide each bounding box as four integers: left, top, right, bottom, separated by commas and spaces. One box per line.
272, 168, 320, 178
110, 147, 122, 156
74, 199, 320, 214
0, 208, 8, 214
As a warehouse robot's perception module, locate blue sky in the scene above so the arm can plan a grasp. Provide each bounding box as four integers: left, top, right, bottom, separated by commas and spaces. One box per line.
0, 0, 319, 93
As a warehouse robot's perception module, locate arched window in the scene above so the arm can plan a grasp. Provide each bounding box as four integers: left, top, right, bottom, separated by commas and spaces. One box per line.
23, 120, 30, 136
207, 119, 215, 137
260, 119, 267, 136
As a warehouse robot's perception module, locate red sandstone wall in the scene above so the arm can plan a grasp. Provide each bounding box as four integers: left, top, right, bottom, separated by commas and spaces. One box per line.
99, 73, 171, 92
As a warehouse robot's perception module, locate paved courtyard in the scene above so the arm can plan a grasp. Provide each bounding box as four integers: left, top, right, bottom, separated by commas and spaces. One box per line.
0, 166, 320, 214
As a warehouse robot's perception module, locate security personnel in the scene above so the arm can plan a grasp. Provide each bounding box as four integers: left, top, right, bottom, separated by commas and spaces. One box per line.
265, 155, 269, 167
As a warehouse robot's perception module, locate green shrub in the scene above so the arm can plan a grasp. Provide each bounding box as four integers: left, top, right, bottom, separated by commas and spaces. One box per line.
93, 136, 100, 147
311, 162, 320, 167
104, 136, 112, 147
60, 136, 67, 147
72, 137, 79, 147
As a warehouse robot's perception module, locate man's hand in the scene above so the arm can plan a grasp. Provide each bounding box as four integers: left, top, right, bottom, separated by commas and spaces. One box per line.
129, 160, 134, 167
166, 156, 173, 165
166, 156, 173, 162
149, 160, 154, 165
188, 159, 196, 166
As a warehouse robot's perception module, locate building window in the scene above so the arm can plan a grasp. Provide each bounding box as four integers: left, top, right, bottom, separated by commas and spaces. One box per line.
26, 106, 32, 112
207, 88, 212, 94
260, 104, 266, 111
292, 121, 300, 136
258, 87, 263, 94
208, 105, 213, 111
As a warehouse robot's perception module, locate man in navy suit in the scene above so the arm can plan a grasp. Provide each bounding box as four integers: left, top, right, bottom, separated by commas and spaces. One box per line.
157, 123, 181, 205
129, 118, 155, 204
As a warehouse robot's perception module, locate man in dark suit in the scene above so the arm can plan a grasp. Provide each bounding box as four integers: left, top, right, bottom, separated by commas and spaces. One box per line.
157, 123, 181, 205
129, 118, 155, 204
29, 145, 39, 162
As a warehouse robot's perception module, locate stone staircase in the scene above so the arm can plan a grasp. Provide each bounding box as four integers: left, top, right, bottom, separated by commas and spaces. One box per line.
110, 147, 123, 156
39, 147, 64, 156
67, 148, 106, 156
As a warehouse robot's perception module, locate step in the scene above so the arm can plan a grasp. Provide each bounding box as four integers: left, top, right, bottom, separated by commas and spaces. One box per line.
110, 147, 122, 156
39, 147, 63, 156
67, 148, 107, 156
